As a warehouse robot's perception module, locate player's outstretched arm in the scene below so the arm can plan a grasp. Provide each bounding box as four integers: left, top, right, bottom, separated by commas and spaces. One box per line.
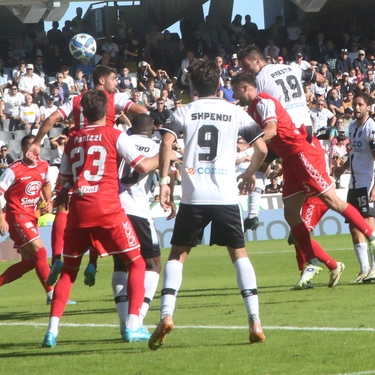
159, 132, 175, 211
27, 111, 63, 161
134, 154, 159, 174
128, 102, 148, 116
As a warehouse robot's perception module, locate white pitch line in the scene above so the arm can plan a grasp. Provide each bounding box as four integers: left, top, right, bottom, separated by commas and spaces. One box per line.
0, 322, 374, 332
325, 372, 375, 375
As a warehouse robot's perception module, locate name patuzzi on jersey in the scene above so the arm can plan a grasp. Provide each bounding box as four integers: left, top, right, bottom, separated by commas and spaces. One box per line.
73, 134, 103, 143
270, 67, 292, 79
191, 113, 232, 121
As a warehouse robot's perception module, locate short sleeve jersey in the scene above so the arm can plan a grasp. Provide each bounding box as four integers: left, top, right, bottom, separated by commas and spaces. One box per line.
256, 63, 314, 128
161, 97, 264, 205
119, 134, 159, 218
0, 159, 50, 221
60, 125, 145, 228
57, 91, 134, 130
348, 117, 375, 189
248, 93, 307, 160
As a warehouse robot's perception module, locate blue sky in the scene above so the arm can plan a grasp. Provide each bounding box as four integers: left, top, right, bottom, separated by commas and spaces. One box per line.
45, 0, 264, 33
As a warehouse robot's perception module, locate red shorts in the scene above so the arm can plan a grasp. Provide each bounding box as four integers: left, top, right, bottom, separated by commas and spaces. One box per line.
63, 220, 140, 258
282, 142, 333, 199
301, 196, 329, 230
8, 217, 40, 248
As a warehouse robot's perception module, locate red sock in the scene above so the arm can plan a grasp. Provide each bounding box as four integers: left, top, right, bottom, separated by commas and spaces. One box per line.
291, 222, 316, 261
342, 204, 374, 238
311, 239, 337, 271
34, 247, 53, 292
294, 245, 306, 271
0, 259, 34, 286
50, 257, 81, 318
51, 211, 68, 263
120, 250, 145, 316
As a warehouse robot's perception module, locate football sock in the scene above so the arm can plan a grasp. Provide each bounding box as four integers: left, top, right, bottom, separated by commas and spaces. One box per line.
353, 243, 370, 274
46, 316, 60, 337
342, 205, 375, 240
248, 172, 265, 217
0, 259, 34, 286
139, 270, 160, 325
120, 250, 145, 318
34, 247, 53, 292
160, 260, 183, 318
233, 257, 260, 324
294, 245, 306, 271
51, 211, 68, 263
88, 249, 98, 269
112, 271, 128, 326
291, 222, 315, 261
309, 240, 337, 271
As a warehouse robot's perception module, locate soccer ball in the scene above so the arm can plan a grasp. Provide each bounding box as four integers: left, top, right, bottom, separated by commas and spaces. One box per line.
69, 33, 97, 61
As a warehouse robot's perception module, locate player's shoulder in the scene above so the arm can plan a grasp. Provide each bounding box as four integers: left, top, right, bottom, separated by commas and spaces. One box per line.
9, 160, 22, 170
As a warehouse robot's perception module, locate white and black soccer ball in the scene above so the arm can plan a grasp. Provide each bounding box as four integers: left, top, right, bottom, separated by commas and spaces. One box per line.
69, 33, 97, 61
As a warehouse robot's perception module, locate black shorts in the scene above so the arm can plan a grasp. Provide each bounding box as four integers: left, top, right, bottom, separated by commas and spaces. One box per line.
128, 215, 160, 259
347, 187, 373, 219
171, 204, 245, 248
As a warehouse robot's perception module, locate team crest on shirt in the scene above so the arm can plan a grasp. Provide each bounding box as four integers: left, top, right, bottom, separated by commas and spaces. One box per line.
25, 181, 42, 195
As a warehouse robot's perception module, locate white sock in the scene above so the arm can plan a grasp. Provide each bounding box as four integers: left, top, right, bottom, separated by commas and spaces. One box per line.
160, 260, 183, 318
139, 270, 160, 325
47, 290, 53, 300
127, 314, 139, 331
354, 243, 370, 274
47, 316, 60, 336
112, 271, 128, 326
248, 172, 265, 217
233, 257, 260, 324
370, 247, 375, 269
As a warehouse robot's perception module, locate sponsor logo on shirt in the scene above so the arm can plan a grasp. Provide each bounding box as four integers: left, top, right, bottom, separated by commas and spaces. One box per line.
21, 197, 39, 206
74, 185, 98, 194
186, 167, 228, 175
25, 181, 42, 195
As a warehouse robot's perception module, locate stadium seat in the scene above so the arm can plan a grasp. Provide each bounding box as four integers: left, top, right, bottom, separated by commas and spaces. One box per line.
40, 148, 52, 162
1, 119, 10, 132
8, 149, 18, 161
48, 127, 63, 138
14, 129, 28, 141
0, 130, 12, 143
43, 137, 51, 149
8, 139, 21, 157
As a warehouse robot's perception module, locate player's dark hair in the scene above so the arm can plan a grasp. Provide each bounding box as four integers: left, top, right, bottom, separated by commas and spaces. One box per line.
21, 134, 35, 148
92, 65, 117, 85
187, 59, 220, 97
231, 72, 257, 88
353, 92, 374, 106
81, 89, 108, 122
131, 114, 154, 134
237, 45, 265, 62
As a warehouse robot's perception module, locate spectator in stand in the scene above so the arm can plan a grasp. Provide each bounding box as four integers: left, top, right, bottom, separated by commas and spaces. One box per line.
71, 7, 83, 32
294, 34, 311, 61
348, 42, 360, 62
123, 35, 143, 65
0, 84, 24, 131
309, 98, 336, 137
171, 98, 182, 112
358, 69, 375, 94
228, 54, 241, 77
329, 118, 349, 143
0, 145, 14, 176
218, 77, 237, 104
340, 72, 353, 97
40, 95, 58, 122
338, 33, 351, 52
33, 56, 50, 87
327, 85, 345, 117
343, 91, 354, 111
268, 15, 288, 41
101, 34, 119, 60
74, 59, 94, 87
150, 98, 171, 127
278, 46, 293, 64
180, 50, 196, 88
310, 32, 326, 61
286, 20, 301, 44
96, 51, 117, 69
304, 81, 315, 109
291, 52, 311, 70
117, 66, 134, 95
47, 21, 63, 48
32, 86, 47, 108
18, 64, 46, 95
142, 78, 160, 110
3, 49, 19, 77
276, 56, 284, 64
0, 59, 8, 95
50, 132, 68, 168
165, 79, 178, 102
336, 49, 352, 74
154, 69, 168, 90
215, 56, 228, 85
50, 86, 63, 107
19, 94, 41, 133
158, 30, 178, 77
12, 59, 27, 83
353, 50, 370, 74
265, 177, 282, 194
10, 38, 25, 61
61, 66, 74, 94
51, 73, 70, 104
229, 14, 245, 43
319, 39, 339, 74
131, 90, 145, 107
342, 106, 354, 128
47, 44, 70, 76
319, 63, 333, 86
136, 61, 156, 91
243, 14, 258, 42
348, 68, 358, 84
263, 38, 280, 58
73, 69, 87, 94
159, 88, 174, 110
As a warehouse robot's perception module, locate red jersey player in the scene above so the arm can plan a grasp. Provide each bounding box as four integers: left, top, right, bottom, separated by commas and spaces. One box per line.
42, 89, 159, 348
232, 72, 375, 288
0, 135, 55, 303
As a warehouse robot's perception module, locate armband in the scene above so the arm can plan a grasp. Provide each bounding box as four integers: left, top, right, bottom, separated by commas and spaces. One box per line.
159, 176, 171, 185
370, 131, 375, 152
